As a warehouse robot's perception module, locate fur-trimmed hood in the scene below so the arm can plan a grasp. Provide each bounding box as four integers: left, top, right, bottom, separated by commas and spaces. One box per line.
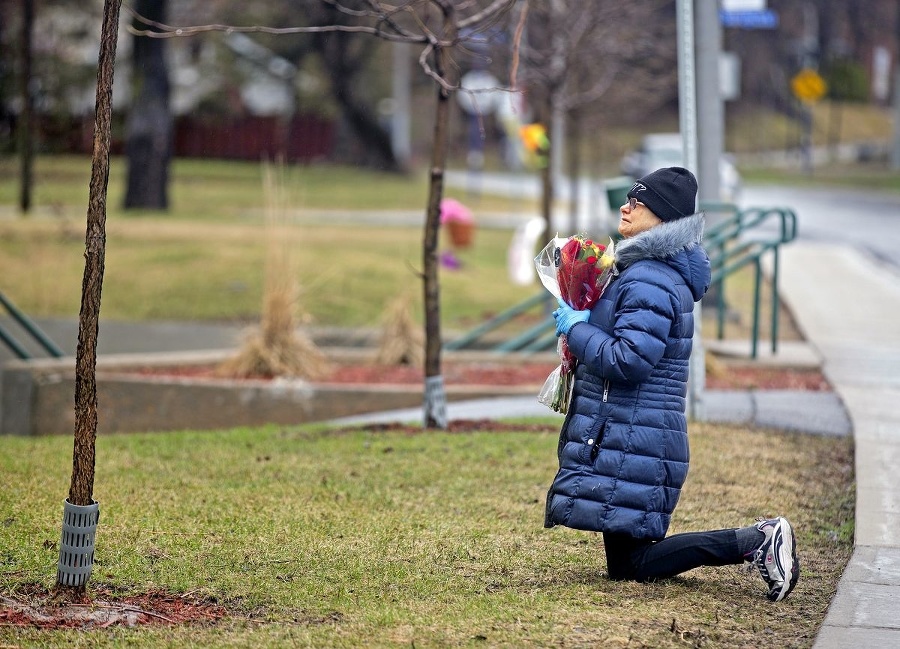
614, 212, 705, 266
614, 213, 709, 302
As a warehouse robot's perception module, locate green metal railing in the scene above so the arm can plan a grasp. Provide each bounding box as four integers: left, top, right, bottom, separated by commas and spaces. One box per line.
704, 206, 797, 358
445, 203, 798, 358
443, 292, 554, 353
0, 291, 65, 359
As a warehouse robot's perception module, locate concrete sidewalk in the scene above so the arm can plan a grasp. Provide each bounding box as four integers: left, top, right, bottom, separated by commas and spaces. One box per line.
331, 390, 851, 438
778, 242, 900, 649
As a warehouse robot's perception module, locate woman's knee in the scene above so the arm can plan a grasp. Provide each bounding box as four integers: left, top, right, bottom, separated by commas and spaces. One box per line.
603, 533, 651, 581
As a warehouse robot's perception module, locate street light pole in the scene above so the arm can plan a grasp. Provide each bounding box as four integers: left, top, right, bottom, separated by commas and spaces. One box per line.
677, 0, 706, 422
695, 0, 724, 205
677, 0, 698, 175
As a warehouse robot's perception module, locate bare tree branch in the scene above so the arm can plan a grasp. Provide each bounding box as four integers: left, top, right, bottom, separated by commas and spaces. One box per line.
458, 0, 516, 29
562, 65, 617, 111
356, 0, 429, 40
124, 2, 427, 42
125, 0, 520, 100
509, 0, 528, 88
125, 0, 516, 45
418, 43, 457, 92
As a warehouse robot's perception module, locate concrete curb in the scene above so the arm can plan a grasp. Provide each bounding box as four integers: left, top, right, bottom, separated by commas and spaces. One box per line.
0, 348, 549, 436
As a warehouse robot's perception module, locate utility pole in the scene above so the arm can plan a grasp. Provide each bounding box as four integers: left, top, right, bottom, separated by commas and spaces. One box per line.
893, 69, 900, 170
677, 0, 705, 422
892, 4, 900, 170
695, 0, 724, 205
677, 0, 698, 173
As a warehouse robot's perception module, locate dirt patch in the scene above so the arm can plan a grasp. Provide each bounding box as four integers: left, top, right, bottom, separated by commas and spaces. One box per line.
130, 360, 831, 392
705, 364, 831, 391
334, 419, 561, 435
0, 583, 227, 630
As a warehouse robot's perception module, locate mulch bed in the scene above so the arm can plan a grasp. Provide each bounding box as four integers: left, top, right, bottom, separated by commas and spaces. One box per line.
131, 361, 832, 392
0, 583, 227, 630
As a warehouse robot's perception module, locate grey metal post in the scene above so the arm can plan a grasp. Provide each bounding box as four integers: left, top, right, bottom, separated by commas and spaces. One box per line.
695, 0, 723, 205
892, 68, 900, 170
893, 5, 900, 171
677, 0, 705, 422
678, 0, 698, 175
392, 42, 412, 168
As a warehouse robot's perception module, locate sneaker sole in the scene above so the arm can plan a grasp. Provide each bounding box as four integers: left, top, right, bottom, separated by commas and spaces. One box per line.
770, 517, 799, 602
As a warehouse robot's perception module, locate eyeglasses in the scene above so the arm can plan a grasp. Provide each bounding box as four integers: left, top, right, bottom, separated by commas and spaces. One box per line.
626, 197, 644, 210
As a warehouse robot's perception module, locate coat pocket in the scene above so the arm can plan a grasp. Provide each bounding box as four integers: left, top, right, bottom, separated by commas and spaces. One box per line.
584, 417, 608, 464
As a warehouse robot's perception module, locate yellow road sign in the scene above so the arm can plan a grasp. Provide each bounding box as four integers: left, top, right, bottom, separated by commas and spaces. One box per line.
791, 68, 827, 103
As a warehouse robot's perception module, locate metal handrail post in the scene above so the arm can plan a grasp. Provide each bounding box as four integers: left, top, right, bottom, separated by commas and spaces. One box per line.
770, 247, 780, 354
0, 322, 32, 359
0, 291, 65, 358
751, 259, 763, 359
717, 275, 727, 339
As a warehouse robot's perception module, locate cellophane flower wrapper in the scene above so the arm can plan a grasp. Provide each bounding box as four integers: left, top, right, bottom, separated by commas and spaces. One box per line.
535, 235, 616, 413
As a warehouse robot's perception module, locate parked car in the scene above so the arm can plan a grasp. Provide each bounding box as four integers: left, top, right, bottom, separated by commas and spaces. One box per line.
620, 133, 742, 204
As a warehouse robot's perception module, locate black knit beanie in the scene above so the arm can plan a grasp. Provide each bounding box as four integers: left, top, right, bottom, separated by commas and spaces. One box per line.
627, 166, 698, 222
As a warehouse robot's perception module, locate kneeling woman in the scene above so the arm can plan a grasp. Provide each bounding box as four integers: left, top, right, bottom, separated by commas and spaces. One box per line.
546, 167, 799, 602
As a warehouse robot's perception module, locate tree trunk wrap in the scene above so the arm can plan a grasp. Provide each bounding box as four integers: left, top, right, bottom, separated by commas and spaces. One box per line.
57, 500, 100, 588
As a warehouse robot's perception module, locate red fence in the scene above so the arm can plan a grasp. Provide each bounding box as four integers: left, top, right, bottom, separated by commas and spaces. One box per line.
54, 113, 334, 163
173, 114, 334, 162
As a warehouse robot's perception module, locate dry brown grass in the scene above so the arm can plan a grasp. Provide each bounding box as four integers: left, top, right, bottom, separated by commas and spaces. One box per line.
217, 163, 327, 380
374, 292, 425, 366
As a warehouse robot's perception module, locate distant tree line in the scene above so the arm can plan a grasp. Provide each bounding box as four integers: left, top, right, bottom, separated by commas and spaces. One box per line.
2, 0, 898, 173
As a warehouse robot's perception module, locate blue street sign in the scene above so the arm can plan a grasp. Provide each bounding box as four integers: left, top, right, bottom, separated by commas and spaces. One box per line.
720, 9, 779, 29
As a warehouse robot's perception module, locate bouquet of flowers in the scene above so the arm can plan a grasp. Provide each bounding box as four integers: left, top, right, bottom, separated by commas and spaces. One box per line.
535, 235, 616, 413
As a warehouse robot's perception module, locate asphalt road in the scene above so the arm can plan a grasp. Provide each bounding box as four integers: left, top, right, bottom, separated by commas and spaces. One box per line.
740, 184, 900, 274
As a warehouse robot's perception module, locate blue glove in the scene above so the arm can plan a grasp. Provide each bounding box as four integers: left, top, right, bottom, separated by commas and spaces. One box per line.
553, 299, 590, 337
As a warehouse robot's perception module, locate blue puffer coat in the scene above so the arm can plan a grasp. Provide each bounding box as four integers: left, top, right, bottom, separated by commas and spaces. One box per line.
544, 213, 711, 540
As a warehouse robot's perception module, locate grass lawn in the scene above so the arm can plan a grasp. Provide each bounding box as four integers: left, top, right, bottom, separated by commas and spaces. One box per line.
0, 155, 549, 333
1, 418, 852, 648
0, 215, 545, 329
0, 155, 530, 220
0, 154, 805, 344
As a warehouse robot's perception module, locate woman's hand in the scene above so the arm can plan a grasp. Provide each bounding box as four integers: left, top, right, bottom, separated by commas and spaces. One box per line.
553, 298, 590, 336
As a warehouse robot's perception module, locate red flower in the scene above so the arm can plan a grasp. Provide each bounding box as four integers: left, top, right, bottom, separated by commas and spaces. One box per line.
559, 238, 607, 310
535, 234, 616, 413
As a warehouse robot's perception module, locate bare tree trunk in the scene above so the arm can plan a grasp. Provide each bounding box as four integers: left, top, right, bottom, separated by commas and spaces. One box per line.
17, 0, 34, 214
316, 28, 400, 172
124, 0, 171, 210
422, 1, 458, 430
68, 0, 121, 512
538, 98, 554, 246
567, 109, 582, 234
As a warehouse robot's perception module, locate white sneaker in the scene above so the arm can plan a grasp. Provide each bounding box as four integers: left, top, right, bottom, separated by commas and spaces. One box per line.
750, 517, 800, 602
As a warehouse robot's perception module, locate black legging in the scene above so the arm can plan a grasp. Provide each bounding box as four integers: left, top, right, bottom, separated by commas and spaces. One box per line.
603, 529, 744, 582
